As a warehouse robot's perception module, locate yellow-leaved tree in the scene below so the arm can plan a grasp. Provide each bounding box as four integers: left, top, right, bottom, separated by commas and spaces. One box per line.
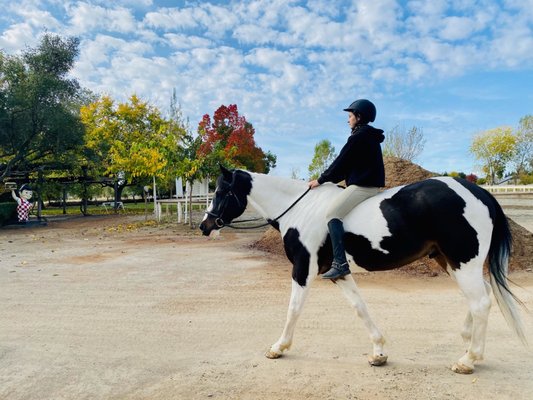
81, 95, 186, 204
470, 127, 517, 184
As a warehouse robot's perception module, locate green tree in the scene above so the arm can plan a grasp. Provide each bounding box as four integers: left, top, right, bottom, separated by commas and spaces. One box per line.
383, 125, 425, 161
513, 115, 533, 178
470, 127, 517, 184
308, 139, 336, 179
0, 34, 86, 180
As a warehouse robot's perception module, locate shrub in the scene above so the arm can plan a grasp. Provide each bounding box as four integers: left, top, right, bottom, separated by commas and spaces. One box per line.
0, 203, 17, 226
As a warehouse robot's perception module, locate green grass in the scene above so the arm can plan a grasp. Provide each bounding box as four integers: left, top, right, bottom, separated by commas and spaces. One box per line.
39, 201, 207, 217
40, 202, 154, 216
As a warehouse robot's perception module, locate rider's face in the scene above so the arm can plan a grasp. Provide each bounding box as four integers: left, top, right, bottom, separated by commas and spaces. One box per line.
348, 112, 359, 129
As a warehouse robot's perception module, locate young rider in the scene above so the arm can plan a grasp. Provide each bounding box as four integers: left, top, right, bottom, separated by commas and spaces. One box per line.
308, 99, 385, 279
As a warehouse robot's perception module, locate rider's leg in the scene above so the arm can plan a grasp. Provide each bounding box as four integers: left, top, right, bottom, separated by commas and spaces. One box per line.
321, 218, 350, 279
322, 185, 379, 280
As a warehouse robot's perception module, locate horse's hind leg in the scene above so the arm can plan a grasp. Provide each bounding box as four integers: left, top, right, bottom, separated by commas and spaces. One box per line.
460, 281, 491, 345
336, 275, 387, 366
452, 266, 492, 374
266, 279, 311, 359
461, 312, 473, 344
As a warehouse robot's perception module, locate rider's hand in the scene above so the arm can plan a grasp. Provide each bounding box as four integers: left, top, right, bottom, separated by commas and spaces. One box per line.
308, 179, 320, 189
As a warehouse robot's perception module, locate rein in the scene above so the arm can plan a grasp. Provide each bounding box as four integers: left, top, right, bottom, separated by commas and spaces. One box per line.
223, 187, 311, 230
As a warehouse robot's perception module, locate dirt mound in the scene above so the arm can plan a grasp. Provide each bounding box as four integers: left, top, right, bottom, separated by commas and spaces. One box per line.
251, 157, 532, 275
383, 156, 436, 188
252, 227, 286, 258
509, 219, 533, 271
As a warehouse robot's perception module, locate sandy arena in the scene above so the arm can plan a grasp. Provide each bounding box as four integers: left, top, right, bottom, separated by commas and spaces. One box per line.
1, 213, 532, 400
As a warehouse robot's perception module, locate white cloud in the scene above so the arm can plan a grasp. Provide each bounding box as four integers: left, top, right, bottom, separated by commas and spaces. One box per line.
0, 23, 36, 52
439, 16, 476, 41
232, 24, 278, 45
16, 7, 61, 30
164, 33, 212, 50
144, 7, 198, 30
244, 48, 293, 71
403, 58, 429, 81
489, 12, 533, 67
198, 3, 238, 38
66, 2, 138, 35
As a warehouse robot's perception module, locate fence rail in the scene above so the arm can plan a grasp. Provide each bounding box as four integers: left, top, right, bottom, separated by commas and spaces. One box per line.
481, 185, 533, 194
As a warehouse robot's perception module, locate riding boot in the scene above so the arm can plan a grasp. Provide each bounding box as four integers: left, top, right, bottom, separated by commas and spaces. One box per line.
321, 218, 351, 279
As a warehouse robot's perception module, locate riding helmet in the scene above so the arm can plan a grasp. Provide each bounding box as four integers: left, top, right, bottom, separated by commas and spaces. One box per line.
343, 99, 376, 123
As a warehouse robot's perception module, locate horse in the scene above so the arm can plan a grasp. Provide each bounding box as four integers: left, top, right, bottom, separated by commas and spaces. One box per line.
199, 165, 527, 374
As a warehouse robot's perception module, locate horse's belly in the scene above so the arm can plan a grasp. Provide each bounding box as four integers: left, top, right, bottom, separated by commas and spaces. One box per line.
344, 231, 433, 272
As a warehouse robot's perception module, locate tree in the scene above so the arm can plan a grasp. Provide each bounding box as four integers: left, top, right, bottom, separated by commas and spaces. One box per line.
0, 34, 86, 180
513, 115, 533, 177
80, 94, 186, 202
470, 127, 517, 185
383, 125, 425, 161
290, 167, 302, 180
308, 139, 336, 179
466, 173, 478, 183
197, 104, 276, 176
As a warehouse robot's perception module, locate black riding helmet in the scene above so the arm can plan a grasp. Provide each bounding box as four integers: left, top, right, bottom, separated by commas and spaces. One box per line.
343, 99, 376, 123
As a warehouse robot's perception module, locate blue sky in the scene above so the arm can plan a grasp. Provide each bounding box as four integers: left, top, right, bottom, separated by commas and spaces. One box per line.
1, 0, 532, 178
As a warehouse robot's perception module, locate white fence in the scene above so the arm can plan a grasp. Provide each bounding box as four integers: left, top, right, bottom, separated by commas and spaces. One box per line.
155, 177, 212, 223
481, 185, 533, 194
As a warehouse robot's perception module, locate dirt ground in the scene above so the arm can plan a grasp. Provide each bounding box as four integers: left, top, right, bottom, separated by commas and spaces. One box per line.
1, 214, 533, 400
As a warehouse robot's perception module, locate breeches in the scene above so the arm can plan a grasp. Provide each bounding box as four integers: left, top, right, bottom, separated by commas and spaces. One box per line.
325, 185, 380, 221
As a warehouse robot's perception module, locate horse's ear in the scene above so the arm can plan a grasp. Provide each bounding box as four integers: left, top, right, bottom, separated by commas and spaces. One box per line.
219, 163, 233, 182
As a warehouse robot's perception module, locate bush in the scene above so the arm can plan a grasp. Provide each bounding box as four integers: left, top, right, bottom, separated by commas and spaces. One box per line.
518, 173, 533, 185
0, 202, 17, 226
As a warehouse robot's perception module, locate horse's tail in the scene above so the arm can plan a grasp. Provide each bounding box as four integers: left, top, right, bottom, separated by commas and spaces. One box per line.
487, 195, 528, 346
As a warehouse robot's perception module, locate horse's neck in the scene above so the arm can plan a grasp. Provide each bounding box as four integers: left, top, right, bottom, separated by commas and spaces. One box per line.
247, 173, 308, 220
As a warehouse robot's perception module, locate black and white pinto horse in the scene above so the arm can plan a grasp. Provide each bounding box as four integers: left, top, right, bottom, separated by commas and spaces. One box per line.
200, 166, 527, 374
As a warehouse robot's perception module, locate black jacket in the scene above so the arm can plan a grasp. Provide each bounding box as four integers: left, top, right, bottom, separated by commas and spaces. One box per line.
317, 124, 385, 187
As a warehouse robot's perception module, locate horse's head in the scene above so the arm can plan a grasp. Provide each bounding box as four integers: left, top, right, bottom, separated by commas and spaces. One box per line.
199, 165, 251, 236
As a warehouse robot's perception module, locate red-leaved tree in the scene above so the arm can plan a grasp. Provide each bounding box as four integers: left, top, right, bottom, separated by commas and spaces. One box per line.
197, 104, 276, 174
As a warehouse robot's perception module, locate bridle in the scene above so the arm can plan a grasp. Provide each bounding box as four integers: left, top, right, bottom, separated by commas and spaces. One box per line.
205, 186, 243, 228
206, 184, 311, 230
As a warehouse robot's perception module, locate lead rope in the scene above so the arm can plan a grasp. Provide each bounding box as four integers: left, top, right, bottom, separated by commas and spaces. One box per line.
225, 187, 311, 230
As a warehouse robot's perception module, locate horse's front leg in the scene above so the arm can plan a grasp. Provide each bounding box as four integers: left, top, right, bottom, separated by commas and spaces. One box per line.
266, 278, 311, 359
335, 275, 388, 366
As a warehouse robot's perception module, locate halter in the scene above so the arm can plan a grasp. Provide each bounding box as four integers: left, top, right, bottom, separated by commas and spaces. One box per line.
207, 185, 311, 230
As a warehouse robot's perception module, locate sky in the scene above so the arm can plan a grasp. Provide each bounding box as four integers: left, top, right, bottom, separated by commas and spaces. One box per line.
1, 0, 532, 179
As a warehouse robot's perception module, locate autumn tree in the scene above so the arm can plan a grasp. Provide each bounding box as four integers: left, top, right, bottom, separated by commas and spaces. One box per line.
197, 104, 276, 176
0, 34, 86, 180
470, 126, 517, 184
383, 125, 425, 161
81, 95, 186, 203
308, 139, 336, 179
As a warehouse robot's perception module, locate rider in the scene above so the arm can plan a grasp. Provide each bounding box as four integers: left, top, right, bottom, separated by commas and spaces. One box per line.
308, 99, 385, 279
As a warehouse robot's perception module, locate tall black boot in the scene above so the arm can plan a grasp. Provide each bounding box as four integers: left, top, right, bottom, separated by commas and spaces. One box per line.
321, 218, 351, 279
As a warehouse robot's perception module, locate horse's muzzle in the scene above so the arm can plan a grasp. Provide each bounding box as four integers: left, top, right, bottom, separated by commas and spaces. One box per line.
199, 216, 223, 236
199, 220, 210, 236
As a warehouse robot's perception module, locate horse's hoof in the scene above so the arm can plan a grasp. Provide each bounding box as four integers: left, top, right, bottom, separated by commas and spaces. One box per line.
368, 354, 388, 366
452, 362, 474, 374
265, 350, 282, 359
